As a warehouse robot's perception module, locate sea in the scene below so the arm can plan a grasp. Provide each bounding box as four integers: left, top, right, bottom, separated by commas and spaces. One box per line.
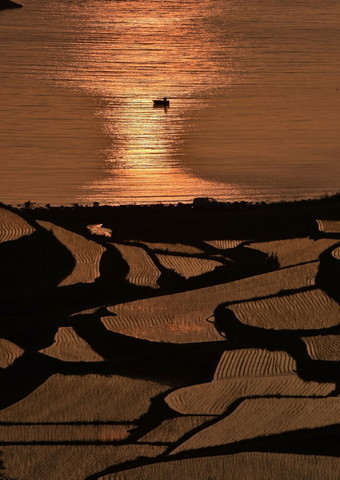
1, 0, 339, 205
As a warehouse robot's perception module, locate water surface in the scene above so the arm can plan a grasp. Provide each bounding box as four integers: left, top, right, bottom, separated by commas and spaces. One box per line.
0, 0, 339, 205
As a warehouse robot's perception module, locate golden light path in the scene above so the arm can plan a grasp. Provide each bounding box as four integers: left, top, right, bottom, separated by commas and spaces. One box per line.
71, 1, 243, 204
1, 0, 339, 205
83, 97, 242, 204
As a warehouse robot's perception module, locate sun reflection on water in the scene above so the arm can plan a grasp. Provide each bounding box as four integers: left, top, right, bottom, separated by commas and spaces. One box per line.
2, 0, 336, 205
84, 96, 241, 204
73, 1, 241, 203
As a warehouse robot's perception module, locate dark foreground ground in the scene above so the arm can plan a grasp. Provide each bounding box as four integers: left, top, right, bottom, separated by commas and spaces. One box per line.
0, 195, 339, 479
19, 194, 340, 241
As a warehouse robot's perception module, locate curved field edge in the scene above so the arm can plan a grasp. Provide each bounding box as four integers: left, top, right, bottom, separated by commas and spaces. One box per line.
95, 452, 340, 480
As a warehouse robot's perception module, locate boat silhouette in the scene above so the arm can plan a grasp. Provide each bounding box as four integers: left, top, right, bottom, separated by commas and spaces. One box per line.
153, 97, 170, 107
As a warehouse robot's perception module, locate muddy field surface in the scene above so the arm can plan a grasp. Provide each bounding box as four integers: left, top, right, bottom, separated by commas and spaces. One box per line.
0, 198, 339, 479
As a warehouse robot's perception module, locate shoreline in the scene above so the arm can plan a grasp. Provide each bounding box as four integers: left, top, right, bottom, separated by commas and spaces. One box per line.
4, 191, 340, 210
4, 193, 338, 242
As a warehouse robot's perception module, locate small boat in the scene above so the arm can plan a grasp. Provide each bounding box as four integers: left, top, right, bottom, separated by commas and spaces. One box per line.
153, 97, 170, 107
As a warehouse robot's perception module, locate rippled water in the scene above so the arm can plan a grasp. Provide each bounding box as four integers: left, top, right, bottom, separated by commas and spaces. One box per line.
1, 0, 339, 205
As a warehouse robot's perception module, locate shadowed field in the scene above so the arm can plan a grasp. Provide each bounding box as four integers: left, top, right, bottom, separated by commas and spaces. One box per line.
0, 197, 339, 479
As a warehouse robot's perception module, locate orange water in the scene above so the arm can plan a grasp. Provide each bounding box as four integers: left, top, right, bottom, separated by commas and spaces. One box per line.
1, 0, 339, 205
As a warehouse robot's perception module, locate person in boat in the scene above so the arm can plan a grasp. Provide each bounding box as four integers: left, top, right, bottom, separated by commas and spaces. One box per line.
153, 97, 170, 107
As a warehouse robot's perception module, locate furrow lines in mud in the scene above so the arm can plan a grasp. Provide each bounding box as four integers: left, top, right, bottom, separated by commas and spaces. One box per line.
165, 376, 335, 416
156, 254, 224, 279
113, 243, 160, 288
171, 397, 340, 454
302, 335, 340, 361
37, 221, 105, 285
39, 327, 104, 362
0, 338, 24, 368
248, 237, 338, 267
0, 207, 35, 243
213, 349, 297, 380
229, 289, 340, 330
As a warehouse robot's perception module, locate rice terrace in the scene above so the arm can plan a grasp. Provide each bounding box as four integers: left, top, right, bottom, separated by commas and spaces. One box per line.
1, 0, 340, 477
0, 195, 339, 479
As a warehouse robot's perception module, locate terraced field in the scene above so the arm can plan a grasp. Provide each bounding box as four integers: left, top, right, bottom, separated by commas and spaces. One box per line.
302, 335, 340, 361
37, 220, 106, 285
0, 203, 339, 480
0, 374, 168, 423
171, 397, 340, 454
0, 444, 165, 480
39, 327, 104, 362
248, 237, 338, 267
0, 338, 23, 368
204, 239, 246, 250
316, 219, 340, 234
213, 348, 297, 379
0, 424, 133, 443
112, 243, 161, 288
0, 207, 35, 243
138, 416, 214, 444
98, 453, 340, 480
140, 241, 205, 254
165, 376, 335, 415
155, 253, 224, 279
102, 262, 320, 343
228, 288, 340, 330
